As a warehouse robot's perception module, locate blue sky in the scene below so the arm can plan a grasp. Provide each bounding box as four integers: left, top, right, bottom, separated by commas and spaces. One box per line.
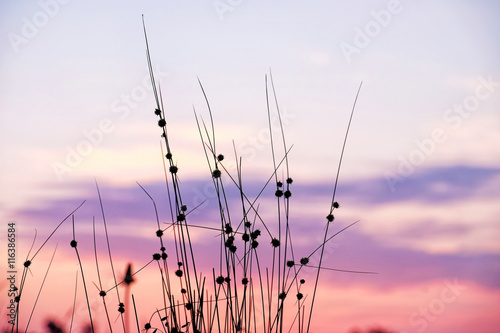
1, 1, 499, 332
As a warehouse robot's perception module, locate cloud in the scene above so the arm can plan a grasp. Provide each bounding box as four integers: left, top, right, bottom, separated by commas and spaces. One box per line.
334, 165, 500, 205
315, 228, 500, 290
8, 164, 499, 297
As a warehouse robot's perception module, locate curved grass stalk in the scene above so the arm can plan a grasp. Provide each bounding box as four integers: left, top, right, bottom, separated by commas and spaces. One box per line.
24, 244, 58, 332
306, 82, 363, 333
95, 181, 126, 331
69, 271, 78, 333
93, 216, 113, 332
71, 215, 95, 333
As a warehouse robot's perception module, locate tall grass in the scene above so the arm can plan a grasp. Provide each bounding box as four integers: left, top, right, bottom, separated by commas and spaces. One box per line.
6, 21, 373, 333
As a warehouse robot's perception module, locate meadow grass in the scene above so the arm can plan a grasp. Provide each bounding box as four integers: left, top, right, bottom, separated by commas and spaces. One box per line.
5, 21, 372, 333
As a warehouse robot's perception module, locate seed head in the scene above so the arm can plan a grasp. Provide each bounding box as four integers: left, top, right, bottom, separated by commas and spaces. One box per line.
124, 264, 134, 285
158, 119, 166, 127
300, 257, 309, 265
70, 240, 77, 248
225, 236, 234, 248
250, 230, 261, 239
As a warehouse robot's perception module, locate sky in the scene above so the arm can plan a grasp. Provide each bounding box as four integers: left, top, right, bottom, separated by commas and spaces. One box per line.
1, 1, 499, 332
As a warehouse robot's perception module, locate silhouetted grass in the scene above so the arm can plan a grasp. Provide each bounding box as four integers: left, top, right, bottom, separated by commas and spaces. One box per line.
5, 19, 376, 333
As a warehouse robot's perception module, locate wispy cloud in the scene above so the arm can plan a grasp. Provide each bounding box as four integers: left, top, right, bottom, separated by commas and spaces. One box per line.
10, 164, 499, 297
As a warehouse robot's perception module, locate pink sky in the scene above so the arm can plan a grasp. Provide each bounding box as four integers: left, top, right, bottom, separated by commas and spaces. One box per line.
2, 168, 500, 332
